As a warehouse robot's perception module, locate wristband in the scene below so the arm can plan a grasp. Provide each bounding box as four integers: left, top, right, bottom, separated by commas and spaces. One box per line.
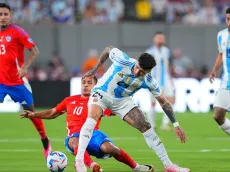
173, 122, 179, 127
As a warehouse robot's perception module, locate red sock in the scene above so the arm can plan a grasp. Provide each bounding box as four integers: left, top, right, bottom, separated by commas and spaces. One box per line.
30, 118, 47, 139
74, 146, 93, 167
114, 148, 137, 169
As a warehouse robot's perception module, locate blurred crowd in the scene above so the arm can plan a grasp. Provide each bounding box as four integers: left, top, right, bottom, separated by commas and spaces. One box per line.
1, 0, 229, 25
28, 48, 209, 81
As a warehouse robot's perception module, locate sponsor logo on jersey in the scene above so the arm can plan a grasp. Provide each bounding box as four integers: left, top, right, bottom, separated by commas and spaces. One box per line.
124, 77, 132, 84
28, 38, 33, 43
6, 36, 11, 42
21, 101, 27, 105
70, 101, 75, 104
132, 81, 139, 87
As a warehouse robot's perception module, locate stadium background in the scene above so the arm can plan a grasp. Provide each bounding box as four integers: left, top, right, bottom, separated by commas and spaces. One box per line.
1, 0, 230, 172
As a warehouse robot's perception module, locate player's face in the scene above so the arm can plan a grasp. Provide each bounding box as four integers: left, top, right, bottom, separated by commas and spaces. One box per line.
132, 63, 151, 77
0, 8, 11, 28
153, 34, 165, 47
226, 14, 230, 30
81, 77, 96, 96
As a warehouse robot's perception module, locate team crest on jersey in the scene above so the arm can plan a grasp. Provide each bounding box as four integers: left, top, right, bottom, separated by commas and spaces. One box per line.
6, 36, 11, 42
28, 38, 33, 43
228, 41, 230, 47
132, 81, 139, 87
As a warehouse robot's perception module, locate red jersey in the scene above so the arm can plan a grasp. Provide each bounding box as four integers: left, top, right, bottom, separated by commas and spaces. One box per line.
56, 95, 111, 136
0, 24, 35, 86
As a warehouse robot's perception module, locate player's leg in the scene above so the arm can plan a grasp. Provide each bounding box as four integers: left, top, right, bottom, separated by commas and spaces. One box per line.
76, 91, 108, 171
65, 135, 102, 172
213, 88, 230, 135
100, 142, 153, 171
23, 104, 52, 158
6, 83, 51, 158
114, 98, 189, 172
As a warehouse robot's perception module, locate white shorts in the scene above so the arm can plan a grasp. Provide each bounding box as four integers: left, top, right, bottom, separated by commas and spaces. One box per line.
213, 88, 230, 110
88, 90, 137, 119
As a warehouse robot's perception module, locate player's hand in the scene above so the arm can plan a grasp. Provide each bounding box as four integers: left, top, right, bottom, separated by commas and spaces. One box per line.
83, 69, 96, 78
209, 71, 216, 84
18, 65, 28, 79
20, 110, 35, 119
174, 126, 187, 143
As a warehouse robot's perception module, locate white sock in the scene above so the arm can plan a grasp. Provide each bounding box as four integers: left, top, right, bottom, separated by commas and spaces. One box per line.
143, 128, 173, 168
76, 118, 97, 161
220, 118, 230, 135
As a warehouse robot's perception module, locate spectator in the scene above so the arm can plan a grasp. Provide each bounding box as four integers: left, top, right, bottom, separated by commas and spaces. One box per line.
172, 48, 195, 78
81, 49, 105, 76
182, 2, 201, 26
135, 0, 152, 21
28, 65, 48, 81
107, 0, 124, 22
197, 0, 220, 25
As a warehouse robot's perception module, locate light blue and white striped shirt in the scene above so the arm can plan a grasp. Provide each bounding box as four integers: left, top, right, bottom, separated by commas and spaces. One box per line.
217, 28, 230, 89
93, 48, 162, 98
146, 45, 171, 88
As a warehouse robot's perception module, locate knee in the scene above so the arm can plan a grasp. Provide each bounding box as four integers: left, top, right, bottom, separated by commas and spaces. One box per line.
213, 108, 226, 125
138, 121, 152, 133
100, 143, 119, 155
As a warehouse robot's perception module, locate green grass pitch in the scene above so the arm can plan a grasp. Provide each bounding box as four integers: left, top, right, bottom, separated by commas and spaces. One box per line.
0, 111, 230, 172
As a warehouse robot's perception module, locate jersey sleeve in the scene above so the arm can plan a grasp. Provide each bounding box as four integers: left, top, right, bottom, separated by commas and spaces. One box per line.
55, 98, 67, 114
16, 27, 35, 50
145, 74, 162, 97
109, 48, 135, 67
217, 32, 223, 53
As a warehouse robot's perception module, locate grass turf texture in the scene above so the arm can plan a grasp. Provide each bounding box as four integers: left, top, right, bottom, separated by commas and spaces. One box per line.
0, 111, 229, 172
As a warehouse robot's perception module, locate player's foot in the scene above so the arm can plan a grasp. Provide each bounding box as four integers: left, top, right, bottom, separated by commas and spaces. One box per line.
90, 162, 103, 172
42, 137, 52, 158
75, 160, 87, 172
133, 164, 154, 171
164, 164, 190, 172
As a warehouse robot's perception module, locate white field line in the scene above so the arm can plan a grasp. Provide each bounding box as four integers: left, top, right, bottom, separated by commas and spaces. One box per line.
0, 148, 230, 153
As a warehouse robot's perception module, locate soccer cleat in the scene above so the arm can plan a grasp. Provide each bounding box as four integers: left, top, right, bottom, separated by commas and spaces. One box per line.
75, 160, 87, 172
43, 141, 52, 158
90, 162, 103, 172
164, 164, 190, 172
133, 164, 154, 172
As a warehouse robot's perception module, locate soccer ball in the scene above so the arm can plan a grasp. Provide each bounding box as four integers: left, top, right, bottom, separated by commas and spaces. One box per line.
46, 151, 68, 172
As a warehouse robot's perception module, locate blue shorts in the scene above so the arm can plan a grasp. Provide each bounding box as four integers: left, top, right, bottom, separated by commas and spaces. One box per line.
0, 83, 33, 107
65, 130, 113, 159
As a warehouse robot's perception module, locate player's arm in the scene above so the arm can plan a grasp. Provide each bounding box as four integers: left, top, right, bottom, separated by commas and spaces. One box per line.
18, 46, 39, 79
84, 46, 113, 77
209, 53, 222, 83
209, 32, 223, 83
20, 108, 62, 119
156, 94, 187, 143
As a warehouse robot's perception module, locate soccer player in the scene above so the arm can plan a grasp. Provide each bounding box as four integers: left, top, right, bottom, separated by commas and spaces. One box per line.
145, 31, 175, 130
20, 76, 154, 172
209, 7, 230, 136
0, 3, 51, 157
75, 46, 190, 172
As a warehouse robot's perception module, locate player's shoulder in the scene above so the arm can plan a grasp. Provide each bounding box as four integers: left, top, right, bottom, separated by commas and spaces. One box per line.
63, 95, 81, 102
110, 47, 130, 59
146, 45, 154, 53
144, 73, 158, 87
217, 28, 228, 36
9, 24, 28, 36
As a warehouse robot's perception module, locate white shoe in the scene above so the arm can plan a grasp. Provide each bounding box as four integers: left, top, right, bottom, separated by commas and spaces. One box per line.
164, 164, 190, 172
75, 160, 87, 172
133, 164, 154, 171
